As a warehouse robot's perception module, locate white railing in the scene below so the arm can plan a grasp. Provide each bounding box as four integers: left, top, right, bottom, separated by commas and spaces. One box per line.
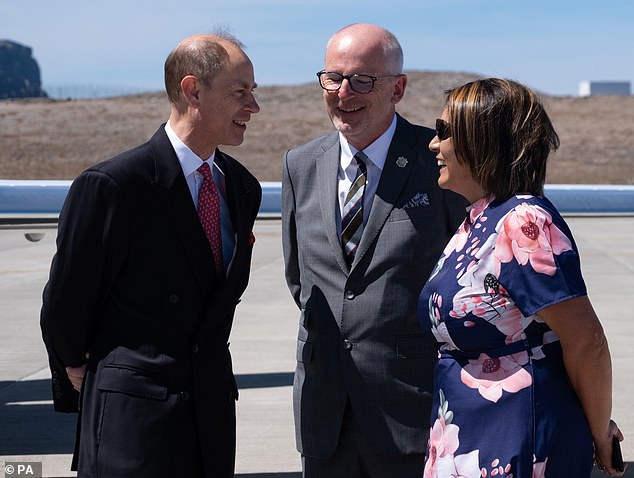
1, 180, 633, 226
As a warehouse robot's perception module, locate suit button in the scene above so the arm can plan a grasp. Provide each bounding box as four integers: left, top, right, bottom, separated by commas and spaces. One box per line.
179, 391, 192, 401
343, 339, 353, 351
193, 344, 199, 354
345, 290, 355, 300
168, 293, 180, 304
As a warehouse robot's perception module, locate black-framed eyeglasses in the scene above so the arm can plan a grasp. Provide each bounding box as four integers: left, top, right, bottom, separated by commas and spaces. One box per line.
316, 71, 399, 94
435, 118, 452, 141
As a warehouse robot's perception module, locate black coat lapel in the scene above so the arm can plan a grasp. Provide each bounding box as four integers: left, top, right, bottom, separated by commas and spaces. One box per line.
149, 127, 218, 293
214, 151, 245, 277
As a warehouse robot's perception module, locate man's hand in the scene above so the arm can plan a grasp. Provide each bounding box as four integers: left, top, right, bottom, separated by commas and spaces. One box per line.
65, 364, 87, 392
65, 353, 89, 392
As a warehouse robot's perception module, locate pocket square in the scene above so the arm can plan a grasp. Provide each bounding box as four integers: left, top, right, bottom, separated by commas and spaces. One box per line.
249, 232, 256, 245
404, 192, 430, 209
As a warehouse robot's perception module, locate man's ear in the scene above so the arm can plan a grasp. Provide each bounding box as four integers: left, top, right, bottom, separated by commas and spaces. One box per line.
180, 75, 200, 107
391, 74, 408, 105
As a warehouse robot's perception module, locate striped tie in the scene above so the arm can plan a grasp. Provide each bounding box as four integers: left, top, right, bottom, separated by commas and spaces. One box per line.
341, 152, 368, 266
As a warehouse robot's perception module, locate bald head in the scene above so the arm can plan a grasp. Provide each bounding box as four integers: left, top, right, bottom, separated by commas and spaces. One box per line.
164, 33, 248, 104
326, 24, 403, 75
321, 23, 407, 150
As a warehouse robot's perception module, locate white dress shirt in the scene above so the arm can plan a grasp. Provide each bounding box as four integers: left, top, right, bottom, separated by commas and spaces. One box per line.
164, 122, 235, 271
337, 114, 397, 236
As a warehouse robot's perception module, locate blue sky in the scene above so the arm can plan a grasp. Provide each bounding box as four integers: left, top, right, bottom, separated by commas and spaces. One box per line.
1, 0, 632, 96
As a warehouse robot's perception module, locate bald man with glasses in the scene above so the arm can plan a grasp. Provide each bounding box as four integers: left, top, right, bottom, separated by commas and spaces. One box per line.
281, 23, 467, 478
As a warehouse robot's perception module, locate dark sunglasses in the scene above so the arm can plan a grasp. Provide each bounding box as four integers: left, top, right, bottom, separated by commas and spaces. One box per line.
435, 118, 451, 141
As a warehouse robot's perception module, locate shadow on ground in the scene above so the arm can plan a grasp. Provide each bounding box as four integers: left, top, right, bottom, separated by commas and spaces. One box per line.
0, 372, 294, 456
0, 379, 76, 455
235, 372, 294, 388
5, 378, 630, 478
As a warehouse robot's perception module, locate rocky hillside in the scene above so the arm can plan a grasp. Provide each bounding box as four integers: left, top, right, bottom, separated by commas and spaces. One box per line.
0, 71, 632, 184
0, 40, 47, 99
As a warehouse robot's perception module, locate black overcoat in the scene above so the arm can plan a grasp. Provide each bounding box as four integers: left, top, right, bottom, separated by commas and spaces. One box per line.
41, 126, 262, 477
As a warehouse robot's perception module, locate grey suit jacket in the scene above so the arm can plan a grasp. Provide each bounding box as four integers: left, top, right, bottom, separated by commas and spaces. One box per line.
281, 114, 467, 459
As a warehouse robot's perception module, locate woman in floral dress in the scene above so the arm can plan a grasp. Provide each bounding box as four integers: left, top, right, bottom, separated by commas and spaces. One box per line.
418, 78, 625, 477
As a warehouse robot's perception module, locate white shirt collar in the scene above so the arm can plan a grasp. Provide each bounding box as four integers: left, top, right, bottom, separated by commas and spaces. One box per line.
339, 114, 397, 171
164, 121, 215, 176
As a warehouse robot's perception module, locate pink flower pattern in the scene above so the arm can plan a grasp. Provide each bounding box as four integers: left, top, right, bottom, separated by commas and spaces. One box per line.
425, 415, 460, 473
419, 195, 591, 476
424, 391, 483, 478
446, 213, 539, 347
495, 203, 573, 276
460, 352, 533, 403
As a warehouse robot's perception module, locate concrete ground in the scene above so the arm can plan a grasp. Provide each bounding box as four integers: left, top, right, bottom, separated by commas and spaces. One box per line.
0, 217, 632, 477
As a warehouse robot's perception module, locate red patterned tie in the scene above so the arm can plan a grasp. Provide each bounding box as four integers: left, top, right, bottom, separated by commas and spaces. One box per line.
197, 162, 223, 276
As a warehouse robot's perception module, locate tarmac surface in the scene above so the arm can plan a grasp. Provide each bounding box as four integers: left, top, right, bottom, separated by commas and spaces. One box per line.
1, 217, 632, 477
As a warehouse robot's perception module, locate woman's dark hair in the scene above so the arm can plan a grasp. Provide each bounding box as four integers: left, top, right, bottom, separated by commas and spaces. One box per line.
445, 78, 560, 199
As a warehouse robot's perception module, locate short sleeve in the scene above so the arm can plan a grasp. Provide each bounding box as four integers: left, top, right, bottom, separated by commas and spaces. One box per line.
494, 199, 586, 317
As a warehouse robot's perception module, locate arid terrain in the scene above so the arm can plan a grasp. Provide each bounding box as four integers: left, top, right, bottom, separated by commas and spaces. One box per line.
0, 71, 632, 184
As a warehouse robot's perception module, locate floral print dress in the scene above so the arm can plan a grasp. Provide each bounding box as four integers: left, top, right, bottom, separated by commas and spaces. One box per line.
418, 195, 594, 478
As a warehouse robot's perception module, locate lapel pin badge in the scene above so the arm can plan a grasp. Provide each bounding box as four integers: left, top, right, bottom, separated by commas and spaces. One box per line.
396, 156, 408, 168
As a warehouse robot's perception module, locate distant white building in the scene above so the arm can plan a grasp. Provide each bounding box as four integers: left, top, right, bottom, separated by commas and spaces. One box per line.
578, 81, 631, 97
